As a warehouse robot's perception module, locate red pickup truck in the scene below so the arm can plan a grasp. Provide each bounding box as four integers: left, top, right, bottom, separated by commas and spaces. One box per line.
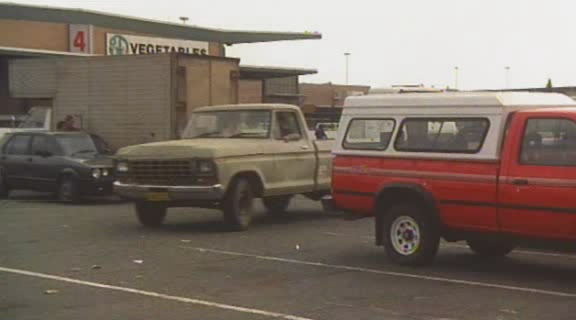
332, 91, 576, 265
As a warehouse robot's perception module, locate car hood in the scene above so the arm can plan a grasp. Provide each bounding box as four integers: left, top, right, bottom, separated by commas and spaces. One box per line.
116, 139, 267, 160
70, 153, 114, 167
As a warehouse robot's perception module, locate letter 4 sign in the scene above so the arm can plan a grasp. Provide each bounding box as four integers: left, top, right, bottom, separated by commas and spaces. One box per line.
106, 33, 209, 56
69, 24, 93, 54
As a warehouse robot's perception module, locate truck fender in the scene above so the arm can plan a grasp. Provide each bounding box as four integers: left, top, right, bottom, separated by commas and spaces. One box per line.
226, 170, 265, 198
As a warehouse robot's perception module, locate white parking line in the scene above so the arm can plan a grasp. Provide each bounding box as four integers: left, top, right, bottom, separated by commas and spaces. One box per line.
0, 266, 314, 320
183, 246, 576, 299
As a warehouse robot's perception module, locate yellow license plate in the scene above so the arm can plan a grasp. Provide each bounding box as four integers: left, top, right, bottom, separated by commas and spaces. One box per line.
146, 192, 170, 201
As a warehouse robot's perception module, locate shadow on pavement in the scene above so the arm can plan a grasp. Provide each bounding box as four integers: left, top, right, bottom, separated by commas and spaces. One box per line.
329, 247, 576, 289
7, 191, 126, 206
136, 209, 349, 234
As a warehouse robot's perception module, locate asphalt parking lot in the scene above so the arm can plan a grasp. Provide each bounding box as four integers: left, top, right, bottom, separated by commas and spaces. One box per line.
2, 193, 576, 320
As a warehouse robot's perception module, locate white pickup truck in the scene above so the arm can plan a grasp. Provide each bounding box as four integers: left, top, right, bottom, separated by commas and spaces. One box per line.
114, 104, 334, 231
0, 106, 52, 140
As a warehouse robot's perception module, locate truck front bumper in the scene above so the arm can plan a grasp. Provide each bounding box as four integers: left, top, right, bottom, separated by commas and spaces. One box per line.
114, 181, 224, 201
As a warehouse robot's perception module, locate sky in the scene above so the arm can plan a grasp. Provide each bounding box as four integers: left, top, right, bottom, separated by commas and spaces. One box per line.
10, 0, 576, 90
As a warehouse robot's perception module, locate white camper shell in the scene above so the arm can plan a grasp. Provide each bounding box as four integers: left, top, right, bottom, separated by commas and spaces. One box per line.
335, 92, 576, 161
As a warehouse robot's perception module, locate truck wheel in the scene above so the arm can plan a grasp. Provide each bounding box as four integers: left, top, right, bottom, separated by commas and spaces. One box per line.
135, 202, 166, 228
467, 239, 515, 257
262, 196, 292, 215
381, 204, 440, 266
223, 178, 255, 231
0, 170, 9, 199
58, 176, 81, 203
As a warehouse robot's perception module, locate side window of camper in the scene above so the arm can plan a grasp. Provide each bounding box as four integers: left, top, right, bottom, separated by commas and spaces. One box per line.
343, 119, 396, 150
395, 118, 489, 153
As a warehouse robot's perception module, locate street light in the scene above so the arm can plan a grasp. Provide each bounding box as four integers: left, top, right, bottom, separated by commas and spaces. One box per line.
505, 66, 511, 89
344, 53, 351, 85
454, 66, 460, 90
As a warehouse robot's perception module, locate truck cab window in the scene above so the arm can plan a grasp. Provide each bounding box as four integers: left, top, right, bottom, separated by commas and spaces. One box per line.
275, 112, 302, 140
520, 118, 576, 166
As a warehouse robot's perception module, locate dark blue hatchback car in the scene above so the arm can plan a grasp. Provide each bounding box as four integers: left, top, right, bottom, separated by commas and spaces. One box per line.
0, 131, 115, 202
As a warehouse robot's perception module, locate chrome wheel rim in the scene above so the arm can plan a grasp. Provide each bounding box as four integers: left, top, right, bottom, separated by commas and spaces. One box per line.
390, 216, 421, 256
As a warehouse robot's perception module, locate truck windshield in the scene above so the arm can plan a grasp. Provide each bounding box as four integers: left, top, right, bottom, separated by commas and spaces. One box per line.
183, 110, 271, 139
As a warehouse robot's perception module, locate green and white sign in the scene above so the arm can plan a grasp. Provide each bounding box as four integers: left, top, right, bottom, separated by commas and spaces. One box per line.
106, 33, 209, 56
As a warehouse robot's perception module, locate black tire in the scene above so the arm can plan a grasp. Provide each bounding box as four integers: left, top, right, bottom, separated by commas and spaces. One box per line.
467, 239, 515, 257
262, 195, 292, 215
222, 178, 255, 231
0, 169, 9, 199
381, 204, 440, 266
135, 202, 167, 228
58, 176, 81, 203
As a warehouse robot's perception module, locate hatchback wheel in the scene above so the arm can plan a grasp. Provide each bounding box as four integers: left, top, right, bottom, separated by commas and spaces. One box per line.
58, 176, 81, 203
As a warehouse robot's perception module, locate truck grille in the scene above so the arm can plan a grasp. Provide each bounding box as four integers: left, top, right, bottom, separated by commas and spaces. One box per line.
128, 160, 193, 180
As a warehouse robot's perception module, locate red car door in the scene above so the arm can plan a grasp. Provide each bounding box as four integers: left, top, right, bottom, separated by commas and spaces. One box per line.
499, 111, 576, 240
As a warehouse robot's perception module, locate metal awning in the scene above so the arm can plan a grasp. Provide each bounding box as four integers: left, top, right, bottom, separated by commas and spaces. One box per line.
0, 3, 322, 44
239, 65, 317, 79
0, 46, 94, 58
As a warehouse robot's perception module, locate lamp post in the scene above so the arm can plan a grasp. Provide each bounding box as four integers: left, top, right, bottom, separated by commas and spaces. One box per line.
454, 66, 460, 90
344, 53, 351, 85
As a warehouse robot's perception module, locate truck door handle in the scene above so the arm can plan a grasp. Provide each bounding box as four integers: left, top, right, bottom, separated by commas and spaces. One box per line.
511, 179, 528, 186
301, 145, 310, 150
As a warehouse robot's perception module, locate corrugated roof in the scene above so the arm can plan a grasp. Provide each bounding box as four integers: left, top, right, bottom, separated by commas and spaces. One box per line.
0, 46, 94, 57
0, 3, 322, 44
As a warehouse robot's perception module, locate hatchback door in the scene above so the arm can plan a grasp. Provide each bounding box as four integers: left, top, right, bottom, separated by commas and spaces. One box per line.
28, 134, 64, 191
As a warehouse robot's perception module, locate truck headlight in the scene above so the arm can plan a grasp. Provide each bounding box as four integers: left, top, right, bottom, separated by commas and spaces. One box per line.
101, 168, 110, 177
92, 168, 102, 179
197, 161, 215, 174
116, 161, 129, 173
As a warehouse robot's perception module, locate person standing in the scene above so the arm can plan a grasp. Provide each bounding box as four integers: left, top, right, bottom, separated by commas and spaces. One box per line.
315, 124, 328, 140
